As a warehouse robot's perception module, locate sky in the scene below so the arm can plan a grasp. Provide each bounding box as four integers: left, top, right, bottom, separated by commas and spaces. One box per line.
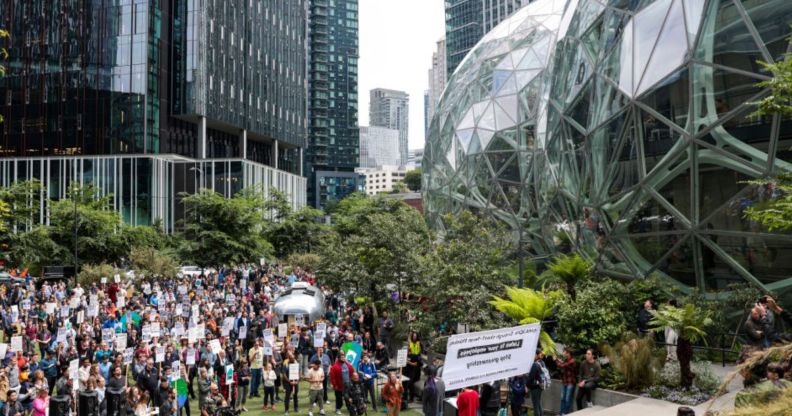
358, 0, 446, 151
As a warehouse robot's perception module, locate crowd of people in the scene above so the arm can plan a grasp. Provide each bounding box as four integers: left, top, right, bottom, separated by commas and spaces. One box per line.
0, 264, 441, 416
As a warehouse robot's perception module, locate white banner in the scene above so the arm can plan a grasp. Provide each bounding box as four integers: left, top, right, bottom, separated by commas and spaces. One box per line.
442, 323, 541, 391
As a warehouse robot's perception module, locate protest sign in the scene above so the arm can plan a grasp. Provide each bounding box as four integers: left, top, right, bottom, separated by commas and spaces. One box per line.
172, 361, 181, 378
295, 314, 305, 327
316, 323, 327, 333
45, 303, 56, 315
10, 336, 22, 352
313, 331, 325, 348
442, 323, 541, 391
263, 345, 273, 356
151, 322, 161, 337
114, 274, 120, 283
209, 339, 222, 354
290, 334, 300, 349
156, 346, 165, 363
263, 329, 275, 346
396, 348, 408, 368
21, 300, 30, 311
115, 333, 128, 350
117, 296, 125, 308
342, 342, 363, 369
60, 306, 71, 318
123, 348, 135, 364
102, 328, 115, 345
222, 318, 234, 336
239, 326, 247, 340
186, 348, 196, 366
0, 344, 7, 358
69, 359, 79, 383
76, 311, 84, 324
57, 327, 68, 344
226, 365, 235, 384
278, 323, 288, 338
87, 304, 98, 317
289, 363, 300, 381
101, 277, 107, 284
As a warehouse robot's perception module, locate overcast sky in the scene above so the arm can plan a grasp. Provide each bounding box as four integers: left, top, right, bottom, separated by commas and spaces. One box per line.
358, 0, 446, 151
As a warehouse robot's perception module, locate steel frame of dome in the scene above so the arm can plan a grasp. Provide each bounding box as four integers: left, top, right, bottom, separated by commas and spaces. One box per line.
423, 0, 792, 295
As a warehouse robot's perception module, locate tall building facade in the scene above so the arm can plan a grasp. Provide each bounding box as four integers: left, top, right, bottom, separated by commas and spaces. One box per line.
359, 126, 400, 169
369, 88, 408, 166
0, 0, 307, 230
305, 0, 361, 208
445, 0, 525, 77
426, 37, 447, 136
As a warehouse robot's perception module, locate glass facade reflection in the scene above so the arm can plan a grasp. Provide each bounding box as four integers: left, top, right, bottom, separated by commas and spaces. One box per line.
305, 0, 360, 208
424, 0, 792, 294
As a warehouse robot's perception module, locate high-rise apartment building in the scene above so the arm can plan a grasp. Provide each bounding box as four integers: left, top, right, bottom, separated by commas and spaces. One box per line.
445, 0, 526, 76
426, 37, 447, 134
0, 0, 308, 230
369, 88, 409, 166
359, 126, 400, 169
305, 0, 362, 208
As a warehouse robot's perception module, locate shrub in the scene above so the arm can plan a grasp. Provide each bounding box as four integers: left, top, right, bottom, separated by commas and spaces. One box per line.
658, 361, 721, 394
78, 263, 123, 286
555, 279, 629, 353
286, 252, 322, 273
601, 334, 664, 390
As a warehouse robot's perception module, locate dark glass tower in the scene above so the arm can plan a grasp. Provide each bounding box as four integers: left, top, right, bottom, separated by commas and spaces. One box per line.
305, 0, 361, 208
0, 0, 308, 230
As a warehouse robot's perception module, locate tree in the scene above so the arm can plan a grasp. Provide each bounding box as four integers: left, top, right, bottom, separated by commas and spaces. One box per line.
178, 188, 272, 268
537, 253, 591, 300
0, 28, 7, 125
404, 168, 422, 191
318, 195, 431, 306
266, 206, 326, 258
78, 263, 124, 287
555, 279, 631, 353
49, 185, 129, 266
417, 212, 516, 339
489, 286, 563, 355
286, 252, 322, 273
129, 246, 179, 279
742, 37, 792, 229
5, 226, 64, 275
649, 304, 713, 389
389, 181, 409, 194
0, 180, 43, 235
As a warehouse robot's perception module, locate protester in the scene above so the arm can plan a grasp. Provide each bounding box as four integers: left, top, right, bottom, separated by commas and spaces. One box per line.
456, 385, 480, 416
307, 359, 326, 416
358, 352, 377, 411
381, 372, 404, 416
330, 353, 355, 415
421, 366, 444, 416
576, 349, 601, 410
343, 372, 367, 416
553, 349, 577, 416
527, 350, 546, 416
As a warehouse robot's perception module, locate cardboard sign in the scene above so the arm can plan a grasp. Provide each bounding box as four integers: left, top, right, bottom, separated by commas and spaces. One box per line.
209, 339, 222, 354
114, 274, 121, 283
316, 323, 327, 333
239, 326, 247, 340
172, 361, 181, 379
69, 359, 79, 382
186, 348, 196, 366
197, 324, 206, 339
115, 333, 128, 350
313, 331, 325, 348
278, 323, 288, 339
289, 363, 300, 381
295, 314, 305, 327
396, 348, 408, 368
77, 311, 84, 325
101, 277, 107, 284
263, 345, 273, 356
222, 318, 234, 337
263, 329, 275, 346
191, 305, 199, 318
102, 328, 115, 345
10, 336, 23, 352
87, 304, 98, 318
116, 296, 125, 308
173, 322, 185, 338
290, 334, 300, 349
45, 303, 56, 315
156, 346, 165, 363
60, 306, 71, 318
123, 348, 134, 365
57, 327, 68, 344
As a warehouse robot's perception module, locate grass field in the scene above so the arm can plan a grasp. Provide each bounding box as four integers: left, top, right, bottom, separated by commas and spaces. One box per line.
184, 381, 424, 416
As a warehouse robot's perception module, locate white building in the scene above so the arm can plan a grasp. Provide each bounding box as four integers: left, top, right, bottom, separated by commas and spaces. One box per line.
407, 148, 424, 170
355, 165, 408, 196
359, 126, 401, 169
427, 37, 447, 134
369, 89, 409, 166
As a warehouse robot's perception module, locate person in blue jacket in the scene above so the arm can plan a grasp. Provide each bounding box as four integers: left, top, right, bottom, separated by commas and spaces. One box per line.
357, 352, 378, 411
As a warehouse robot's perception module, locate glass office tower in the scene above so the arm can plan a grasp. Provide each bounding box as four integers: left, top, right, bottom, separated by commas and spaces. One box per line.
305, 0, 361, 208
0, 0, 307, 230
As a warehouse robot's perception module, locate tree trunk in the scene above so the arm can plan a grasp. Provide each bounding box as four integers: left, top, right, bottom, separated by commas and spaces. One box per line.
677, 337, 694, 389
567, 282, 577, 301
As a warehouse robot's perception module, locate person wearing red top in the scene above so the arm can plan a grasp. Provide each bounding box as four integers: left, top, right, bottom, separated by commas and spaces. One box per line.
329, 355, 355, 415
456, 386, 479, 416
553, 350, 577, 416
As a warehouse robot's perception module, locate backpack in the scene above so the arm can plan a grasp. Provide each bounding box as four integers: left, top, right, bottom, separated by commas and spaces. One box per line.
537, 361, 551, 390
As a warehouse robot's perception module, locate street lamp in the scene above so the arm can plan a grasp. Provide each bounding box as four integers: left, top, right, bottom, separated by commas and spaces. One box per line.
72, 184, 79, 279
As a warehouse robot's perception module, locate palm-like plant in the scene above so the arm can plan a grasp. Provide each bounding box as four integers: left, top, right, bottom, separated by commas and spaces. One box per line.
649, 304, 713, 389
537, 253, 591, 300
489, 286, 563, 354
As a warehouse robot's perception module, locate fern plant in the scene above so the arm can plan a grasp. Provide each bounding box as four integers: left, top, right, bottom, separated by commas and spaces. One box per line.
649, 304, 712, 389
537, 253, 592, 300
489, 286, 563, 354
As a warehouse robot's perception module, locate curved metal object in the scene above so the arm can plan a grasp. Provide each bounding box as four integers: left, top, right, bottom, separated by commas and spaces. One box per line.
272, 283, 326, 323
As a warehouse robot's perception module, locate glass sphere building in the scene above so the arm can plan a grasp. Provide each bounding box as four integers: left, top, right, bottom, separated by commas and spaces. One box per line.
423, 0, 792, 294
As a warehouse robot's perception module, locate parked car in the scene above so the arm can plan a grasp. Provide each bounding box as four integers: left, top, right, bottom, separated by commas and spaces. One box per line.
178, 266, 204, 278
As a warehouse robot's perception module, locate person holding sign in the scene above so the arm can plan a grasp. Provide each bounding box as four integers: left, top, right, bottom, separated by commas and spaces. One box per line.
281, 351, 300, 415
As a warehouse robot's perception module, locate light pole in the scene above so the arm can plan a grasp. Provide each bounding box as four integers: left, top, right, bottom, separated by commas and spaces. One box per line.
73, 184, 79, 278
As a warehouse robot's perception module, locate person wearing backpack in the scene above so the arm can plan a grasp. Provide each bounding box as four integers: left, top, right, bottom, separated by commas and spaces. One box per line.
508, 374, 527, 416
526, 349, 548, 416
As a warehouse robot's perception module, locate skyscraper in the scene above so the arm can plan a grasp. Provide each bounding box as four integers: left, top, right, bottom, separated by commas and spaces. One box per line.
305, 0, 361, 208
0, 0, 308, 230
359, 126, 401, 169
427, 37, 447, 134
445, 0, 526, 77
369, 88, 409, 166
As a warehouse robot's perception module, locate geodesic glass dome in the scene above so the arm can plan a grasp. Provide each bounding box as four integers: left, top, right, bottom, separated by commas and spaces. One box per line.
424, 0, 792, 294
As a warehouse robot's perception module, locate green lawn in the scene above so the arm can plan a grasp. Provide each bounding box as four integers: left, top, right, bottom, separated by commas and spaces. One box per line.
185, 381, 424, 416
